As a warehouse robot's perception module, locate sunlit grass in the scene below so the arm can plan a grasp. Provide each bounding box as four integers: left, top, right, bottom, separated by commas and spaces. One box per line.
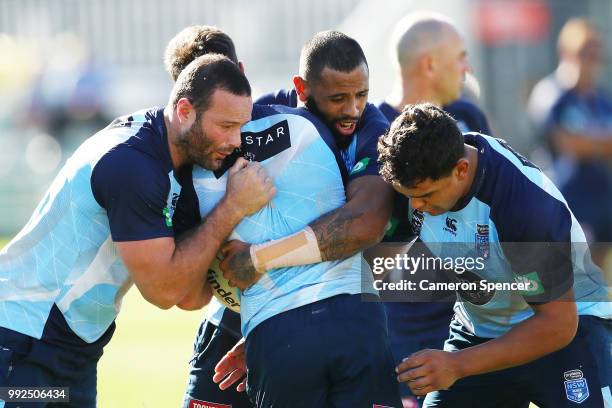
97, 290, 204, 408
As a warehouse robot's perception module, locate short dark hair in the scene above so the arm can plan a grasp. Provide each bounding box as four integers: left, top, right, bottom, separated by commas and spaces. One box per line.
165, 25, 239, 81
170, 54, 251, 114
299, 30, 368, 82
378, 103, 464, 188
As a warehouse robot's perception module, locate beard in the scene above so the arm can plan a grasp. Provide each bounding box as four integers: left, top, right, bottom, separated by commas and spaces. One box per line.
305, 96, 360, 151
176, 122, 221, 171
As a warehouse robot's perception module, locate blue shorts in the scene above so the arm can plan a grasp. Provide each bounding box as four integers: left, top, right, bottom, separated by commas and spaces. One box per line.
183, 310, 253, 408
0, 327, 100, 408
385, 302, 453, 401
245, 294, 403, 408
424, 315, 612, 408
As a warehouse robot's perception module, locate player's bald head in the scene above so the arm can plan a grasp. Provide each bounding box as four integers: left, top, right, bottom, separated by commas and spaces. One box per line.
392, 12, 459, 70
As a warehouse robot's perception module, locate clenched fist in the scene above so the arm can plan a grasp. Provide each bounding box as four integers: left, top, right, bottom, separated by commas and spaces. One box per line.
225, 158, 276, 217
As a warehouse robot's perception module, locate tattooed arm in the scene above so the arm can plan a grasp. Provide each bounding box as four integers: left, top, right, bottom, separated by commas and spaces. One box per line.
219, 175, 393, 290
311, 175, 393, 261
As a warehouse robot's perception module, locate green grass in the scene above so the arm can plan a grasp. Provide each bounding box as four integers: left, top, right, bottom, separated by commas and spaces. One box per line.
97, 290, 204, 407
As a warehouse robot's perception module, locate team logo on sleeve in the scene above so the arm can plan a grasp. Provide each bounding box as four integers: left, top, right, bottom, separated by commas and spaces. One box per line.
350, 157, 370, 175
564, 369, 590, 404
475, 224, 489, 258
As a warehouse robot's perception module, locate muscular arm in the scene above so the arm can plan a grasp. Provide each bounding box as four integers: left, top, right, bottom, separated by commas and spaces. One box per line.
311, 175, 393, 261
220, 175, 393, 289
397, 290, 578, 395
116, 198, 242, 309
116, 159, 275, 309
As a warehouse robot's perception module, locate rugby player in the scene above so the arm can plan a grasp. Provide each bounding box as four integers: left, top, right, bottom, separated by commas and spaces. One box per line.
378, 103, 612, 407
377, 13, 491, 408
165, 27, 400, 407
0, 55, 275, 407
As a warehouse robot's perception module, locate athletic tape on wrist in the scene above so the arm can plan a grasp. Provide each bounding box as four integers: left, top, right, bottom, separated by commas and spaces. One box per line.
250, 226, 322, 273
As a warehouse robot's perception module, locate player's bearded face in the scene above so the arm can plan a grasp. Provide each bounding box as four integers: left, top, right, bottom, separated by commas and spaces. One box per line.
304, 63, 369, 150
177, 90, 251, 170
178, 118, 230, 171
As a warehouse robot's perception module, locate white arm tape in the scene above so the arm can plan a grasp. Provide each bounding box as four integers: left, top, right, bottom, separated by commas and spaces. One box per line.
250, 226, 322, 273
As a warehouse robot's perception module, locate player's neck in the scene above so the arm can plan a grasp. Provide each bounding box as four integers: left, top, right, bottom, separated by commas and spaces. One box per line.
461, 144, 479, 197
163, 106, 188, 171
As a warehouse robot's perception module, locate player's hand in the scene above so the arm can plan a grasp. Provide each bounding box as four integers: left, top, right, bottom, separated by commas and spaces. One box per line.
396, 349, 462, 396
220, 240, 261, 290
213, 337, 247, 392
225, 158, 276, 217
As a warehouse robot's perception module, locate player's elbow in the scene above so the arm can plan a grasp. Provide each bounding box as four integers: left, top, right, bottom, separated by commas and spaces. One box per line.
546, 306, 578, 352
557, 311, 578, 349
176, 289, 213, 311
139, 287, 184, 310
144, 294, 177, 310
357, 211, 389, 246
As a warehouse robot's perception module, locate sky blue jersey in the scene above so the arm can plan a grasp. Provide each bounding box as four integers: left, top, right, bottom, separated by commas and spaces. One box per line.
0, 108, 197, 350
408, 133, 611, 338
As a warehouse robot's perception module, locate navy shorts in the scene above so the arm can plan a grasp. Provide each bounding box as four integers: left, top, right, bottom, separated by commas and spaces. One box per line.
245, 294, 403, 408
423, 315, 612, 408
0, 327, 100, 408
183, 310, 253, 408
385, 302, 453, 401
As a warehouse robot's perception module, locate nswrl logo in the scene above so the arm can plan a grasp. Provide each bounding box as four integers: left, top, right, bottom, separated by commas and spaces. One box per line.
564, 369, 589, 404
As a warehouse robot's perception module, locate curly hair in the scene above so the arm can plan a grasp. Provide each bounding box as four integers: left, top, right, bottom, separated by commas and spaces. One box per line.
165, 25, 239, 81
377, 103, 464, 188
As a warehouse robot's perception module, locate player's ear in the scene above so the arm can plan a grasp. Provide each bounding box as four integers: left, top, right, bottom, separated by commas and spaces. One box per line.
455, 158, 469, 179
420, 54, 435, 78
238, 61, 246, 74
293, 75, 309, 102
176, 98, 196, 125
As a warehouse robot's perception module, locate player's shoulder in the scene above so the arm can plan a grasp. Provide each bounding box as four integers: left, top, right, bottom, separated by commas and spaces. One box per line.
92, 108, 171, 189
376, 101, 400, 124
444, 99, 491, 134
444, 98, 484, 119
470, 133, 571, 241
251, 104, 331, 136
255, 88, 297, 107
357, 103, 390, 139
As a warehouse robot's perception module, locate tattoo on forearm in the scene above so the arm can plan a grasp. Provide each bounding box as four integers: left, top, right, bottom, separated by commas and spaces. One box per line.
231, 249, 258, 284
311, 208, 368, 261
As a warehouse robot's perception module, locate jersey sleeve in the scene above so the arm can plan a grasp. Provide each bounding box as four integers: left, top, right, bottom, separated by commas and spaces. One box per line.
91, 147, 174, 242
349, 103, 389, 181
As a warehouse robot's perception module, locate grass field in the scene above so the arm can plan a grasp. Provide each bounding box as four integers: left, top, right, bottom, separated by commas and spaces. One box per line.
97, 290, 204, 407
